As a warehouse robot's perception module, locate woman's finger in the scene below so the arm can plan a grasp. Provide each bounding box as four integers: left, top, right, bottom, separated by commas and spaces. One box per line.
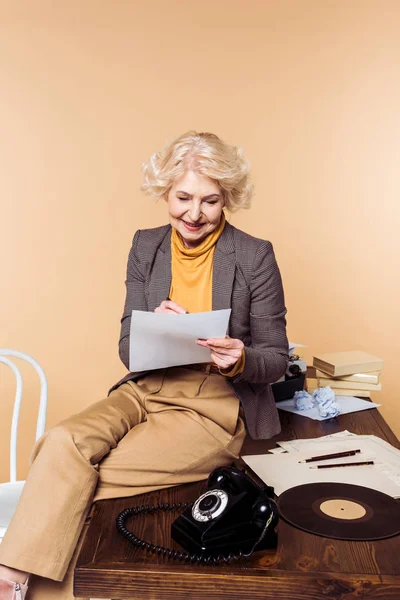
154, 300, 188, 314
206, 346, 242, 357
196, 339, 241, 358
210, 353, 237, 369
164, 300, 188, 314
154, 306, 181, 314
199, 337, 243, 349
196, 338, 243, 353
211, 349, 239, 360
210, 347, 238, 360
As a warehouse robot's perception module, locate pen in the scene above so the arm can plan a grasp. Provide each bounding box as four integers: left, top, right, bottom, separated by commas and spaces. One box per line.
299, 449, 361, 464
165, 297, 189, 314
310, 461, 374, 469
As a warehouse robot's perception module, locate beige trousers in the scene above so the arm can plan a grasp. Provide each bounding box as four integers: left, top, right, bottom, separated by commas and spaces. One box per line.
0, 367, 245, 599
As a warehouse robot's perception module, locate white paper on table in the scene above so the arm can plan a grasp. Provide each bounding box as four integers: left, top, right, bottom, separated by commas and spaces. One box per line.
277, 395, 381, 420
276, 431, 357, 451
268, 447, 288, 454
272, 436, 400, 462
271, 436, 400, 490
241, 451, 400, 498
277, 434, 400, 456
129, 309, 231, 371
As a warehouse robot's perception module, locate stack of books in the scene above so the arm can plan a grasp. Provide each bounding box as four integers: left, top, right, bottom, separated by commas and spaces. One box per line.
309, 350, 384, 398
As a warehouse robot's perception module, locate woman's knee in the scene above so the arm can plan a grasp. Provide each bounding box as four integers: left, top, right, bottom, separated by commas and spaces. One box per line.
29, 422, 75, 464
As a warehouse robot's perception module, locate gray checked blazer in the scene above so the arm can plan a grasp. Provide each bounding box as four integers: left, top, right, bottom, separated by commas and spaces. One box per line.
110, 221, 289, 439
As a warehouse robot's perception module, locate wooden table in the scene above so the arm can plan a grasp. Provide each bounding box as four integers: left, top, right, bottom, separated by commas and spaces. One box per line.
75, 405, 400, 599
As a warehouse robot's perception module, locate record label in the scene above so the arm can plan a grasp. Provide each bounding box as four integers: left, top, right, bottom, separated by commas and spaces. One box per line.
278, 482, 400, 540
318, 499, 366, 520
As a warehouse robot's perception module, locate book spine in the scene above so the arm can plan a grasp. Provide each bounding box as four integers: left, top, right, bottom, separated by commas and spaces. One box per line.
308, 386, 371, 398
311, 377, 381, 392
312, 359, 334, 376
332, 389, 371, 398
316, 370, 380, 384
314, 361, 383, 377
334, 361, 383, 377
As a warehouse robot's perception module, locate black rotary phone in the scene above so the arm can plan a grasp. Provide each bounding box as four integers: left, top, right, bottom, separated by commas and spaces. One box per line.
117, 466, 279, 564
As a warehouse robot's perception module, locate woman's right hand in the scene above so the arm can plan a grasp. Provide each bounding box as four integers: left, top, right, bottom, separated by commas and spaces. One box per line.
154, 299, 188, 314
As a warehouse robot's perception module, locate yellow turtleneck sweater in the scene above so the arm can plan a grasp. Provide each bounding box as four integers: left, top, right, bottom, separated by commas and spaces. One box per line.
169, 213, 244, 377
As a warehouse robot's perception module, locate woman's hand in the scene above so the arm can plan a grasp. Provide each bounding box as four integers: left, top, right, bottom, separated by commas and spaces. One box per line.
154, 299, 188, 314
196, 336, 244, 370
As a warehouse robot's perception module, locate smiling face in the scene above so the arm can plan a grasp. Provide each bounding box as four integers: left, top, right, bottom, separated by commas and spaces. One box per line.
166, 170, 225, 248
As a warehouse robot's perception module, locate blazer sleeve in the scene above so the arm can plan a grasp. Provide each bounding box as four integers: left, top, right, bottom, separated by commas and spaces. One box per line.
231, 241, 289, 385
118, 230, 148, 369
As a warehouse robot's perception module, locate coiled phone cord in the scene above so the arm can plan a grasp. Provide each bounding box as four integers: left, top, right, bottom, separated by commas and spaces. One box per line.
116, 502, 254, 565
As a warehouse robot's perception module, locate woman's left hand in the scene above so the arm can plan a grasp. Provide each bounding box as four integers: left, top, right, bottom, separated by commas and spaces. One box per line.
196, 336, 244, 370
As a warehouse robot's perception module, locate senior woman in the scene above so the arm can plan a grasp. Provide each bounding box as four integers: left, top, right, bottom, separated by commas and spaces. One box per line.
0, 131, 288, 599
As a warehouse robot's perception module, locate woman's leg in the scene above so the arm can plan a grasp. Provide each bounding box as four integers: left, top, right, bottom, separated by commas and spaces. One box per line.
0, 380, 150, 583
24, 518, 92, 600
95, 368, 246, 501
2, 368, 245, 599
27, 369, 246, 600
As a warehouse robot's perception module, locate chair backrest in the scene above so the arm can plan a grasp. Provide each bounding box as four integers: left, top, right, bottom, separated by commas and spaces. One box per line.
0, 349, 48, 483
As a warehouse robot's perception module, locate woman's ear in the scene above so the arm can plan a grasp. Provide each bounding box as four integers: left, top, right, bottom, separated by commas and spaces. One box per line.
221, 191, 227, 209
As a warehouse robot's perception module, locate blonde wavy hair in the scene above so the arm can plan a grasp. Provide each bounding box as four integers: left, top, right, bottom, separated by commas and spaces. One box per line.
141, 131, 253, 211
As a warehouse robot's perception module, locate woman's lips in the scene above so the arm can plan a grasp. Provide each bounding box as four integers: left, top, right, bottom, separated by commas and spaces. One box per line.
182, 220, 204, 231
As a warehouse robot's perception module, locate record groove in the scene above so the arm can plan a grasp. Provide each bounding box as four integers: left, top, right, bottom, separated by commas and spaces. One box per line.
278, 482, 400, 540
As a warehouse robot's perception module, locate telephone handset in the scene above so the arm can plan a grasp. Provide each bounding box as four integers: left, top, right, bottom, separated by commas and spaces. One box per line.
117, 466, 279, 564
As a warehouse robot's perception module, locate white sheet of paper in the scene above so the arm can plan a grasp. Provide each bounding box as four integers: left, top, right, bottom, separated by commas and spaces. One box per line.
241, 452, 400, 498
272, 436, 400, 462
276, 430, 357, 450
276, 431, 357, 451
277, 395, 381, 420
268, 447, 288, 454
271, 435, 400, 491
129, 309, 231, 371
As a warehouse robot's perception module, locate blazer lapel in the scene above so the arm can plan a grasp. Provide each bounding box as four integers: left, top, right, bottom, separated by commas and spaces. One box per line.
212, 221, 236, 311
147, 228, 172, 312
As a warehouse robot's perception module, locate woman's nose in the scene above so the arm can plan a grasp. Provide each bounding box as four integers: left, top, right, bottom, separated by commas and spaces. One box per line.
188, 202, 202, 221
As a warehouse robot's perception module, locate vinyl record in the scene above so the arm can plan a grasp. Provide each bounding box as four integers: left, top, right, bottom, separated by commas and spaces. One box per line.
278, 482, 400, 540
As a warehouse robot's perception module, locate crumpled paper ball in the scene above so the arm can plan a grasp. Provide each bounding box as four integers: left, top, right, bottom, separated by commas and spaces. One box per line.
312, 386, 340, 418
294, 390, 314, 411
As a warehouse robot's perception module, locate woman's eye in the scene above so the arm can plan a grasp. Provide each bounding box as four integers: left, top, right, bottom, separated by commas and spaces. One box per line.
178, 197, 188, 201
205, 200, 218, 205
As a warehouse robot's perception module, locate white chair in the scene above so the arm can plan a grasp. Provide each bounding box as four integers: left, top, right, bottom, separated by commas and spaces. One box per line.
0, 349, 48, 542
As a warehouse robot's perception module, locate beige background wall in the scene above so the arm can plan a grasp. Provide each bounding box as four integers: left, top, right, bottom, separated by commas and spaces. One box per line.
1, 0, 399, 481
